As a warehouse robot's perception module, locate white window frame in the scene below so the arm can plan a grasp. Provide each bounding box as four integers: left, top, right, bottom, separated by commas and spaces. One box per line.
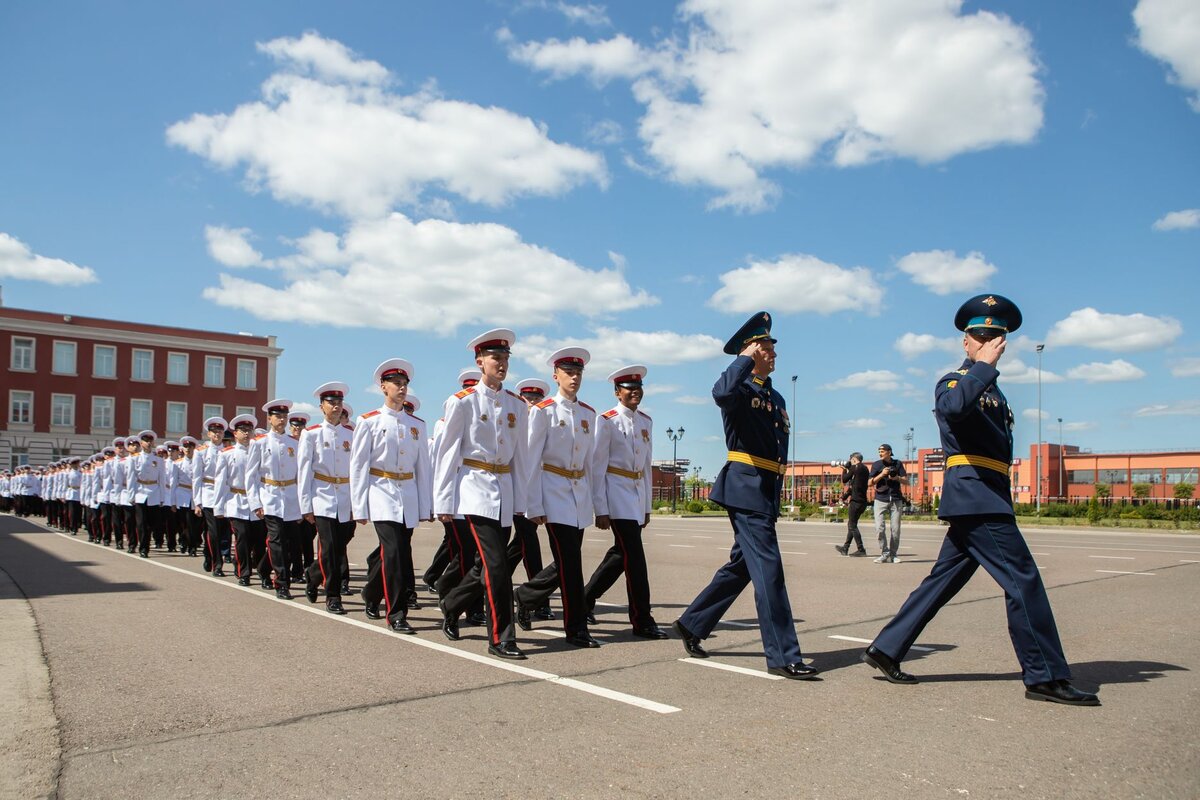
202, 403, 223, 421
166, 401, 187, 434
52, 340, 78, 375
130, 398, 153, 432
204, 355, 225, 388
92, 396, 115, 431
93, 344, 117, 379
51, 393, 75, 428
9, 390, 33, 425
235, 405, 256, 420
11, 337, 35, 371
166, 351, 189, 385
131, 348, 154, 382
236, 358, 257, 390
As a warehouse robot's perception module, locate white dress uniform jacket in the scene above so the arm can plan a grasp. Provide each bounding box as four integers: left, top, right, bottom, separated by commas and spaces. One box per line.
173, 456, 195, 508
95, 460, 111, 504
350, 406, 432, 526
116, 455, 134, 506
246, 431, 302, 521
161, 457, 176, 506
297, 419, 354, 522
591, 404, 654, 521
132, 450, 164, 505
433, 384, 529, 527
192, 443, 223, 510
213, 444, 252, 520
527, 393, 596, 529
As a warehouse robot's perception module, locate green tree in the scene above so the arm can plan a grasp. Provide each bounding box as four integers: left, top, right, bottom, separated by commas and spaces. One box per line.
1095, 484, 1111, 499
1174, 483, 1195, 500
1087, 495, 1102, 525
1132, 483, 1152, 499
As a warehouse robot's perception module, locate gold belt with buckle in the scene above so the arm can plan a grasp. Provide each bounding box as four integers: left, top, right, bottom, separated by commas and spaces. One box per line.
726, 450, 786, 475
543, 463, 585, 480
369, 467, 413, 481
314, 472, 349, 485
945, 454, 1010, 476
462, 458, 511, 474
260, 477, 297, 487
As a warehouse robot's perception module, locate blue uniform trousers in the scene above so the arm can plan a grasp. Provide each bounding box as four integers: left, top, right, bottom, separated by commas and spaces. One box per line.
871, 514, 1071, 686
679, 509, 802, 668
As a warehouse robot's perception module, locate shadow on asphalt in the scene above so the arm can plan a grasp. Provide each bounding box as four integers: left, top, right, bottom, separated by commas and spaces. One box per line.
0, 517, 153, 599
874, 660, 1185, 692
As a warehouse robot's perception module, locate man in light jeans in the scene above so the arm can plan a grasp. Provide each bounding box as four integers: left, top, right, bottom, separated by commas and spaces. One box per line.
869, 443, 907, 563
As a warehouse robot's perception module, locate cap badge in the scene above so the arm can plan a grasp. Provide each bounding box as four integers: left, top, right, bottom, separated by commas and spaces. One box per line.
983, 296, 997, 306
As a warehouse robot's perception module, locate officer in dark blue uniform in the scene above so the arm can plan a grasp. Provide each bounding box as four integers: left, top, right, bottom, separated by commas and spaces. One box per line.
673, 311, 819, 680
862, 294, 1099, 705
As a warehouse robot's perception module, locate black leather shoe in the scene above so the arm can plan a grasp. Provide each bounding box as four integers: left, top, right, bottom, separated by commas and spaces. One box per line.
672, 620, 708, 658
326, 599, 346, 615
488, 641, 527, 660
835, 544, 849, 556
862, 645, 918, 684
1025, 680, 1100, 706
585, 611, 597, 625
768, 662, 821, 680
340, 580, 351, 595
139, 552, 149, 559
305, 585, 318, 604
260, 578, 273, 590
516, 604, 533, 631
439, 600, 460, 641
276, 587, 293, 600
851, 550, 868, 557
565, 632, 602, 648
533, 605, 555, 621
632, 625, 669, 640
364, 602, 382, 620
406, 592, 420, 610
389, 618, 416, 635
423, 581, 438, 594
237, 577, 251, 586
466, 610, 488, 627
213, 568, 225, 578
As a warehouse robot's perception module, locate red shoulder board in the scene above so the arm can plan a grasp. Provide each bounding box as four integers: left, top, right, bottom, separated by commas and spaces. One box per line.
222, 445, 235, 452
253, 434, 267, 440
579, 401, 594, 412
601, 409, 618, 419
454, 388, 475, 399
536, 397, 555, 409
342, 424, 354, 430
638, 411, 652, 421
410, 414, 424, 423
362, 410, 381, 418
306, 424, 321, 431
197, 444, 208, 451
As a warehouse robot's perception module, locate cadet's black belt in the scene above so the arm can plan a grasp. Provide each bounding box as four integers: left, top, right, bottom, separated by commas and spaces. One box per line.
945, 454, 1010, 476
543, 464, 585, 480
727, 450, 786, 475
462, 458, 511, 475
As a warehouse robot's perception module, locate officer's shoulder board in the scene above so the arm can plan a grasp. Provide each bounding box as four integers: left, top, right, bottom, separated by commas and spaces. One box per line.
222, 445, 235, 452
637, 410, 652, 421
197, 444, 208, 451
306, 424, 321, 431
454, 388, 475, 399
362, 409, 381, 419
342, 423, 354, 431
410, 413, 424, 423
253, 433, 267, 440
578, 401, 595, 412
601, 409, 618, 419
536, 397, 555, 409
505, 390, 521, 400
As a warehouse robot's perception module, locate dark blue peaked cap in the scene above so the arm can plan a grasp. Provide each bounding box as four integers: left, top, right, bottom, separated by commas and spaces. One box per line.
954, 294, 1022, 334
723, 310, 777, 355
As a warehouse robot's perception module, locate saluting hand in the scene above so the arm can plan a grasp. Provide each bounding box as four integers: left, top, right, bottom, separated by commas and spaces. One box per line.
978, 336, 1006, 367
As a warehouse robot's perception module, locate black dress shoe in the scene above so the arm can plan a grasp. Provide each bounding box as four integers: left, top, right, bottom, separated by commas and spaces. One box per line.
516, 604, 533, 631
406, 592, 420, 610
1025, 679, 1100, 706
276, 587, 293, 600
388, 618, 417, 635
565, 632, 602, 648
423, 581, 438, 594
466, 610, 488, 627
237, 577, 251, 586
305, 585, 318, 604
326, 599, 346, 615
834, 544, 849, 556
364, 602, 382, 620
260, 578, 273, 590
851, 550, 868, 557
439, 600, 460, 641
672, 620, 708, 658
631, 625, 669, 640
340, 580, 351, 595
768, 662, 821, 680
862, 645, 918, 685
213, 568, 225, 578
533, 605, 555, 621
488, 641, 526, 660
585, 611, 597, 625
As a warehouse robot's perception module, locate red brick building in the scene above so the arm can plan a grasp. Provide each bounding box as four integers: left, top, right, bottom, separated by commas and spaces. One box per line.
2, 306, 282, 468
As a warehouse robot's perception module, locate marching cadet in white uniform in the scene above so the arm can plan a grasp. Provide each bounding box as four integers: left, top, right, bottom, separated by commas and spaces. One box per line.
113, 437, 134, 550
434, 329, 530, 659
131, 431, 164, 558
351, 359, 432, 634
507, 379, 554, 621
514, 347, 600, 647
287, 410, 314, 582
583, 365, 667, 639
247, 399, 303, 599
193, 417, 229, 575
156, 444, 174, 550
175, 437, 201, 556
64, 457, 82, 535
214, 415, 266, 586
96, 447, 116, 544
300, 383, 355, 614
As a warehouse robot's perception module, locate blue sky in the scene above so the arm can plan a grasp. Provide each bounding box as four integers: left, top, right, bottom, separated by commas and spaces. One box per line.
1, 0, 1197, 477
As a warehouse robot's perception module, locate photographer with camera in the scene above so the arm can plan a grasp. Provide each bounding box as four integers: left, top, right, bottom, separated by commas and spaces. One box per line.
869, 443, 906, 563
835, 453, 869, 556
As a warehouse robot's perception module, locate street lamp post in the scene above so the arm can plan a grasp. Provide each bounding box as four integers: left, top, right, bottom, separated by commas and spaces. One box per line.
790, 375, 798, 512
1036, 343, 1045, 516
666, 426, 685, 514
1058, 417, 1064, 504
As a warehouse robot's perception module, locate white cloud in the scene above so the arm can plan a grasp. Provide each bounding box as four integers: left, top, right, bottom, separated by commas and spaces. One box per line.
1135, 399, 1200, 417
205, 225, 264, 267
1062, 421, 1096, 432
895, 332, 961, 360
510, 0, 1044, 211
1152, 209, 1200, 230
998, 357, 1064, 385
838, 418, 885, 429
675, 395, 712, 405
0, 232, 98, 286
642, 384, 681, 396
1066, 359, 1147, 383
906, 367, 928, 378
1133, 0, 1200, 112
1171, 358, 1200, 377
1021, 408, 1049, 422
201, 213, 655, 333
820, 370, 902, 392
586, 119, 625, 145
289, 401, 321, 417
519, 327, 723, 375
168, 33, 606, 219
1046, 308, 1183, 352
896, 250, 998, 295
708, 254, 884, 315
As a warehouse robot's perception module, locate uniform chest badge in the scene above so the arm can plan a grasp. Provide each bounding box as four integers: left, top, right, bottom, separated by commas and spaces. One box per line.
481, 413, 489, 422
580, 419, 589, 434
559, 420, 566, 427
507, 413, 516, 429
641, 429, 649, 442
411, 427, 420, 439
287, 447, 295, 458
342, 441, 350, 451
324, 442, 330, 448
766, 402, 773, 412
751, 397, 761, 409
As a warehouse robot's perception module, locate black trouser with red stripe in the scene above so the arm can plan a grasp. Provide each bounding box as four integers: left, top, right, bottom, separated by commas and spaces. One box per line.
120, 505, 136, 549
434, 518, 485, 616
306, 516, 355, 600
179, 507, 202, 554
584, 518, 655, 630
134, 502, 159, 556
515, 523, 586, 636
422, 528, 452, 589
232, 518, 267, 581
361, 520, 412, 623
441, 516, 515, 645
66, 500, 81, 533
506, 513, 545, 580
202, 508, 223, 571
263, 515, 298, 588
291, 518, 315, 580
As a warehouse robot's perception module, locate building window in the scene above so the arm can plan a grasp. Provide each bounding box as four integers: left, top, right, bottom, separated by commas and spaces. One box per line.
205, 355, 225, 387
236, 359, 257, 390
203, 403, 223, 421
92, 396, 114, 430
94, 344, 116, 378
167, 401, 187, 433
235, 406, 255, 421
10, 448, 28, 470
130, 399, 152, 431
1097, 469, 1125, 485
167, 352, 189, 385
1130, 469, 1161, 484
1067, 470, 1095, 485
132, 349, 153, 381
11, 337, 34, 371
9, 391, 33, 424
51, 447, 71, 461
1166, 468, 1199, 484
51, 394, 75, 427
52, 341, 77, 375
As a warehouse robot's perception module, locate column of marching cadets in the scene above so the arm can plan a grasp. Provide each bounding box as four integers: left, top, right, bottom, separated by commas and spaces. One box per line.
1, 326, 667, 662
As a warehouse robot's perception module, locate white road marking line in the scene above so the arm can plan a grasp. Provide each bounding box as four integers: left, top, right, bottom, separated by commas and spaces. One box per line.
594, 601, 624, 608
1181, 560, 1200, 563
828, 634, 934, 653
720, 620, 757, 628
1095, 570, 1156, 576
42, 527, 680, 714
678, 658, 783, 681
1089, 555, 1135, 560
689, 535, 713, 539
654, 533, 675, 537
713, 546, 732, 551
780, 551, 807, 556
533, 628, 566, 638
669, 544, 695, 548
1028, 552, 1049, 556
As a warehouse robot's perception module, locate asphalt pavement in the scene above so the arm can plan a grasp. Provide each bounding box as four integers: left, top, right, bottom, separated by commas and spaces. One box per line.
1, 511, 1197, 800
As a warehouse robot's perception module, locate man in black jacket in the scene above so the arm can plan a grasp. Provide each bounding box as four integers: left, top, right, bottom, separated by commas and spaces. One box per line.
835, 452, 869, 556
